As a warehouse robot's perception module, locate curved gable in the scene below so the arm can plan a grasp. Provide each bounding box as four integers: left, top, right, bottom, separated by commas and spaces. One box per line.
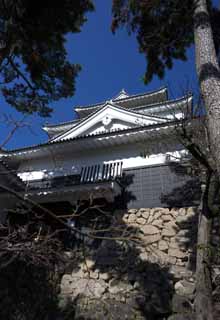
51, 103, 165, 142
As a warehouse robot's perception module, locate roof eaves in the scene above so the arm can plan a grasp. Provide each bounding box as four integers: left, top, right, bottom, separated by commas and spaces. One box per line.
2, 119, 179, 156
131, 94, 193, 111
43, 117, 80, 130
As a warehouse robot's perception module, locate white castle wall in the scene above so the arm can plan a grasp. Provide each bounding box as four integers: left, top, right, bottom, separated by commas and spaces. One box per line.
17, 140, 185, 182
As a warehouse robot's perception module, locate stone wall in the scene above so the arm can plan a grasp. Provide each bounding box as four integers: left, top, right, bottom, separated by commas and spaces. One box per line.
59, 207, 198, 319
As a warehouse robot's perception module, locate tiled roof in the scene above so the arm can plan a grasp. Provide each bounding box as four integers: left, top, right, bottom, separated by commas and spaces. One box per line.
75, 87, 168, 118
43, 87, 168, 138
43, 93, 191, 142
1, 119, 178, 156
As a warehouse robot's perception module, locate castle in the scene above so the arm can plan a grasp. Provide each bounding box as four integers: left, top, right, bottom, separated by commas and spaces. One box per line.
0, 87, 193, 216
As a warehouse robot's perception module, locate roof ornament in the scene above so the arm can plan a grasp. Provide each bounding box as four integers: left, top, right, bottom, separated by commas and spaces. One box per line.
102, 115, 112, 128
114, 89, 129, 100
119, 88, 129, 96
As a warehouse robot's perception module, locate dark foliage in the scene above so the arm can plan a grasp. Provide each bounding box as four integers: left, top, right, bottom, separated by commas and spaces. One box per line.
0, 203, 67, 270
0, 0, 94, 116
0, 261, 60, 320
112, 0, 220, 83
0, 202, 71, 319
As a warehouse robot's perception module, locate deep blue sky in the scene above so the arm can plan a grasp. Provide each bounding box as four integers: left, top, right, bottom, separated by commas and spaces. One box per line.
1, 0, 201, 149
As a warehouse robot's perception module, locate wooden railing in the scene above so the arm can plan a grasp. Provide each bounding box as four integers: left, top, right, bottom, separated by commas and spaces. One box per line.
27, 162, 123, 191
80, 162, 123, 183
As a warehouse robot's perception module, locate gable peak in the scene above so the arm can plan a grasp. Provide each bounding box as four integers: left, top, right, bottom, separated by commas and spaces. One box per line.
114, 89, 129, 100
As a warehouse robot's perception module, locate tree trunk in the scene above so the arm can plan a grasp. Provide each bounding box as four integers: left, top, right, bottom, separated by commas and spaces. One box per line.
195, 172, 213, 320
193, 0, 220, 177
193, 2, 220, 318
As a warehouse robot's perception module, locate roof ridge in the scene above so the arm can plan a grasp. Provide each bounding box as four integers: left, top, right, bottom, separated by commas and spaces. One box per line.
75, 86, 167, 111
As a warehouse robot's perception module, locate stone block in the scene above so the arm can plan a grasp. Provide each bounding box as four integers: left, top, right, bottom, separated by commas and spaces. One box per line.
154, 211, 162, 220
70, 278, 107, 298
136, 210, 142, 217
139, 208, 149, 213
139, 252, 149, 261
141, 233, 161, 245
164, 208, 171, 214
176, 229, 189, 237
161, 214, 173, 222
149, 247, 168, 259
158, 240, 169, 251
60, 283, 73, 295
169, 265, 193, 280
84, 259, 95, 270
71, 268, 85, 279
147, 215, 155, 223
162, 227, 176, 237
108, 279, 133, 294
179, 208, 187, 216
62, 274, 73, 282
167, 256, 177, 265
141, 225, 160, 235
168, 248, 186, 259
122, 216, 127, 223
136, 217, 146, 225
164, 221, 179, 231
89, 271, 99, 279
93, 280, 107, 297
170, 209, 179, 218
152, 219, 163, 228
128, 213, 136, 223
176, 259, 185, 266
176, 215, 188, 225
174, 280, 195, 297
99, 272, 111, 281
141, 211, 150, 220
128, 209, 137, 215
187, 207, 197, 217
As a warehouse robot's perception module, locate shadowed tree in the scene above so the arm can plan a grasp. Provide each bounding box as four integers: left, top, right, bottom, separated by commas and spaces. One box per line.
0, 0, 94, 117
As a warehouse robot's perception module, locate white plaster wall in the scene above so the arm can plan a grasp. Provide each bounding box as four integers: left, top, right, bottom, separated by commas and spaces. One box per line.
17, 140, 186, 182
